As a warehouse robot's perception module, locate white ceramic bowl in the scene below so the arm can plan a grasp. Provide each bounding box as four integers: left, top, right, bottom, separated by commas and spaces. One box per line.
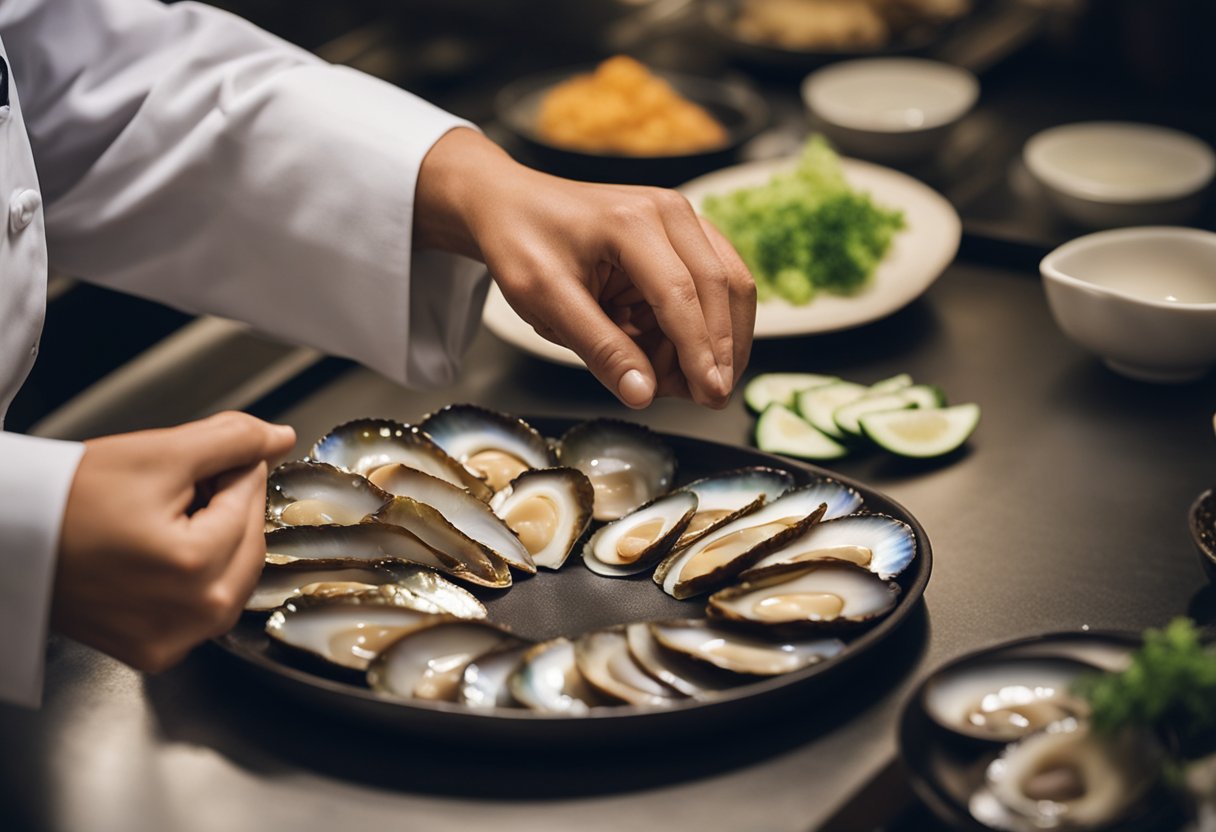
801, 58, 978, 163
1040, 227, 1216, 383
1024, 122, 1215, 228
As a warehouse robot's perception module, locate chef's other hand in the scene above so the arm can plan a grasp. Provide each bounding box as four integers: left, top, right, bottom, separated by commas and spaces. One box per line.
52, 412, 296, 673
415, 127, 756, 410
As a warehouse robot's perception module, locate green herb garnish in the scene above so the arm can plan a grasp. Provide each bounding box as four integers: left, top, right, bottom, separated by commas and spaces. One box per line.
702, 135, 905, 306
1074, 618, 1216, 748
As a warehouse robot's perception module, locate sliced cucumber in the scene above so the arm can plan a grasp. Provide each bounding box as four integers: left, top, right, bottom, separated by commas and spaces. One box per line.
859, 403, 981, 458
833, 385, 946, 437
833, 393, 916, 437
743, 373, 837, 413
796, 381, 868, 439
867, 373, 914, 396
901, 384, 947, 409
755, 404, 848, 460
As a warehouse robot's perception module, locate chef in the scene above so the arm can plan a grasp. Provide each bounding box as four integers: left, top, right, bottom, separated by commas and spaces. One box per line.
0, 0, 755, 707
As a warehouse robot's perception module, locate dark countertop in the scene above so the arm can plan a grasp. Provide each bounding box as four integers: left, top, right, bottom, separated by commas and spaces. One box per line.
5, 255, 1214, 832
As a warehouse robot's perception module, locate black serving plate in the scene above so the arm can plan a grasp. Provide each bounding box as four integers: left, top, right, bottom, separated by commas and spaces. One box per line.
494, 67, 768, 187
216, 417, 931, 747
899, 631, 1187, 832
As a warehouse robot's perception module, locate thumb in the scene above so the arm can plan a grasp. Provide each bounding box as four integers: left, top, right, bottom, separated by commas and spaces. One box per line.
186, 461, 268, 569
175, 412, 296, 480
528, 285, 658, 409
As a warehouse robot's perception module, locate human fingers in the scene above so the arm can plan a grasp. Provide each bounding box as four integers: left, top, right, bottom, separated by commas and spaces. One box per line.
609, 303, 690, 399
648, 190, 736, 388
507, 271, 659, 408
51, 438, 275, 674
644, 332, 692, 400
179, 412, 295, 481
202, 463, 271, 637
135, 463, 269, 668
699, 217, 757, 385
607, 195, 728, 407
185, 461, 266, 577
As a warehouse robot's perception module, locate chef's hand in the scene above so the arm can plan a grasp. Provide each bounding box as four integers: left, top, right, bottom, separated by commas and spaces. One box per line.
52, 412, 296, 673
414, 127, 756, 409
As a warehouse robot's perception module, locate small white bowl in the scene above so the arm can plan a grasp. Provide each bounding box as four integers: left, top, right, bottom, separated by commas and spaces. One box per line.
801, 58, 978, 163
1024, 122, 1215, 228
1041, 227, 1216, 383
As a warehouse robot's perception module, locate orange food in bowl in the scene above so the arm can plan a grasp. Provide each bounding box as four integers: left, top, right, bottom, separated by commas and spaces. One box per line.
537, 56, 728, 156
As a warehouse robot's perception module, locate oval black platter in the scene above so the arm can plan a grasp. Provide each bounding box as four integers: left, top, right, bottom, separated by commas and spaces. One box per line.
216, 416, 932, 746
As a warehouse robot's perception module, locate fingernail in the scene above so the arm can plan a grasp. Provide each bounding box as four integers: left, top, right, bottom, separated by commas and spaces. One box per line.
709, 366, 727, 396
272, 424, 296, 441
618, 369, 654, 408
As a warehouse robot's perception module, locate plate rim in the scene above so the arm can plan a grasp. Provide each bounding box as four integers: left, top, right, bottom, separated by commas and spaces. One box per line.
216, 419, 933, 737
481, 155, 961, 367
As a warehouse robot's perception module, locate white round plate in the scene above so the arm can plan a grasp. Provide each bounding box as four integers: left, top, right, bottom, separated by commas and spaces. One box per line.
482, 156, 961, 367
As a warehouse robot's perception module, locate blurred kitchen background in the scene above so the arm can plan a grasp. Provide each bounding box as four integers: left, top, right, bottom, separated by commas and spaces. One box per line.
16, 0, 1216, 438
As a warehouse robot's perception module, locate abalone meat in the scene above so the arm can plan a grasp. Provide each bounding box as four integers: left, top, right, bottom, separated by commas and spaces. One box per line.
489, 467, 595, 570
557, 419, 677, 521
419, 404, 554, 491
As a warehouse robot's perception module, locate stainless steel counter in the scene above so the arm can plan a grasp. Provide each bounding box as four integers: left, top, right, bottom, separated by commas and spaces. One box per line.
5, 258, 1214, 832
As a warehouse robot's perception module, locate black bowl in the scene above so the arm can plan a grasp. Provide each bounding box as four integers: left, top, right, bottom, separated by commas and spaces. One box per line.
494, 66, 769, 187
703, 0, 951, 76
1191, 488, 1216, 581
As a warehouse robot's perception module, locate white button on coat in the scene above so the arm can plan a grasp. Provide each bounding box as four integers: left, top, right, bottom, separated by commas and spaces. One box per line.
9, 188, 39, 232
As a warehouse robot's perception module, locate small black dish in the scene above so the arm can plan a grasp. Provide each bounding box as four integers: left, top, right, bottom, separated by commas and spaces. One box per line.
899, 631, 1187, 832
1190, 488, 1216, 581
493, 66, 768, 187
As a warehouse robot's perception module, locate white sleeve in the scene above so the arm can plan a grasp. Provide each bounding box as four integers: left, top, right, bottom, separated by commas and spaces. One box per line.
0, 433, 84, 707
4, 0, 488, 388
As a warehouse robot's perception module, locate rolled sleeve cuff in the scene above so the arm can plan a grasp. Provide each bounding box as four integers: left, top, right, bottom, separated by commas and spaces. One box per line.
0, 433, 85, 707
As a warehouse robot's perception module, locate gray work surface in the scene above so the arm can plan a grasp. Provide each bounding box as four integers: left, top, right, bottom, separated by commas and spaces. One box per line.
4, 258, 1214, 832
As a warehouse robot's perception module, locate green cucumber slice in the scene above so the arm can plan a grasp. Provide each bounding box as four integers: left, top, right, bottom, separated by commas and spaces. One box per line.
795, 381, 868, 439
834, 385, 946, 437
860, 403, 981, 458
901, 384, 947, 409
867, 373, 914, 395
833, 393, 916, 437
754, 404, 849, 460
743, 373, 837, 413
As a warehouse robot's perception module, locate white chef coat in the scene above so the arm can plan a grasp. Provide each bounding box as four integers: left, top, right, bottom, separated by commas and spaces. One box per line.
0, 0, 489, 707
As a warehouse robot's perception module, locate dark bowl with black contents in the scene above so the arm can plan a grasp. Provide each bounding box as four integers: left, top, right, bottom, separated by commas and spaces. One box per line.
1191, 488, 1216, 581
